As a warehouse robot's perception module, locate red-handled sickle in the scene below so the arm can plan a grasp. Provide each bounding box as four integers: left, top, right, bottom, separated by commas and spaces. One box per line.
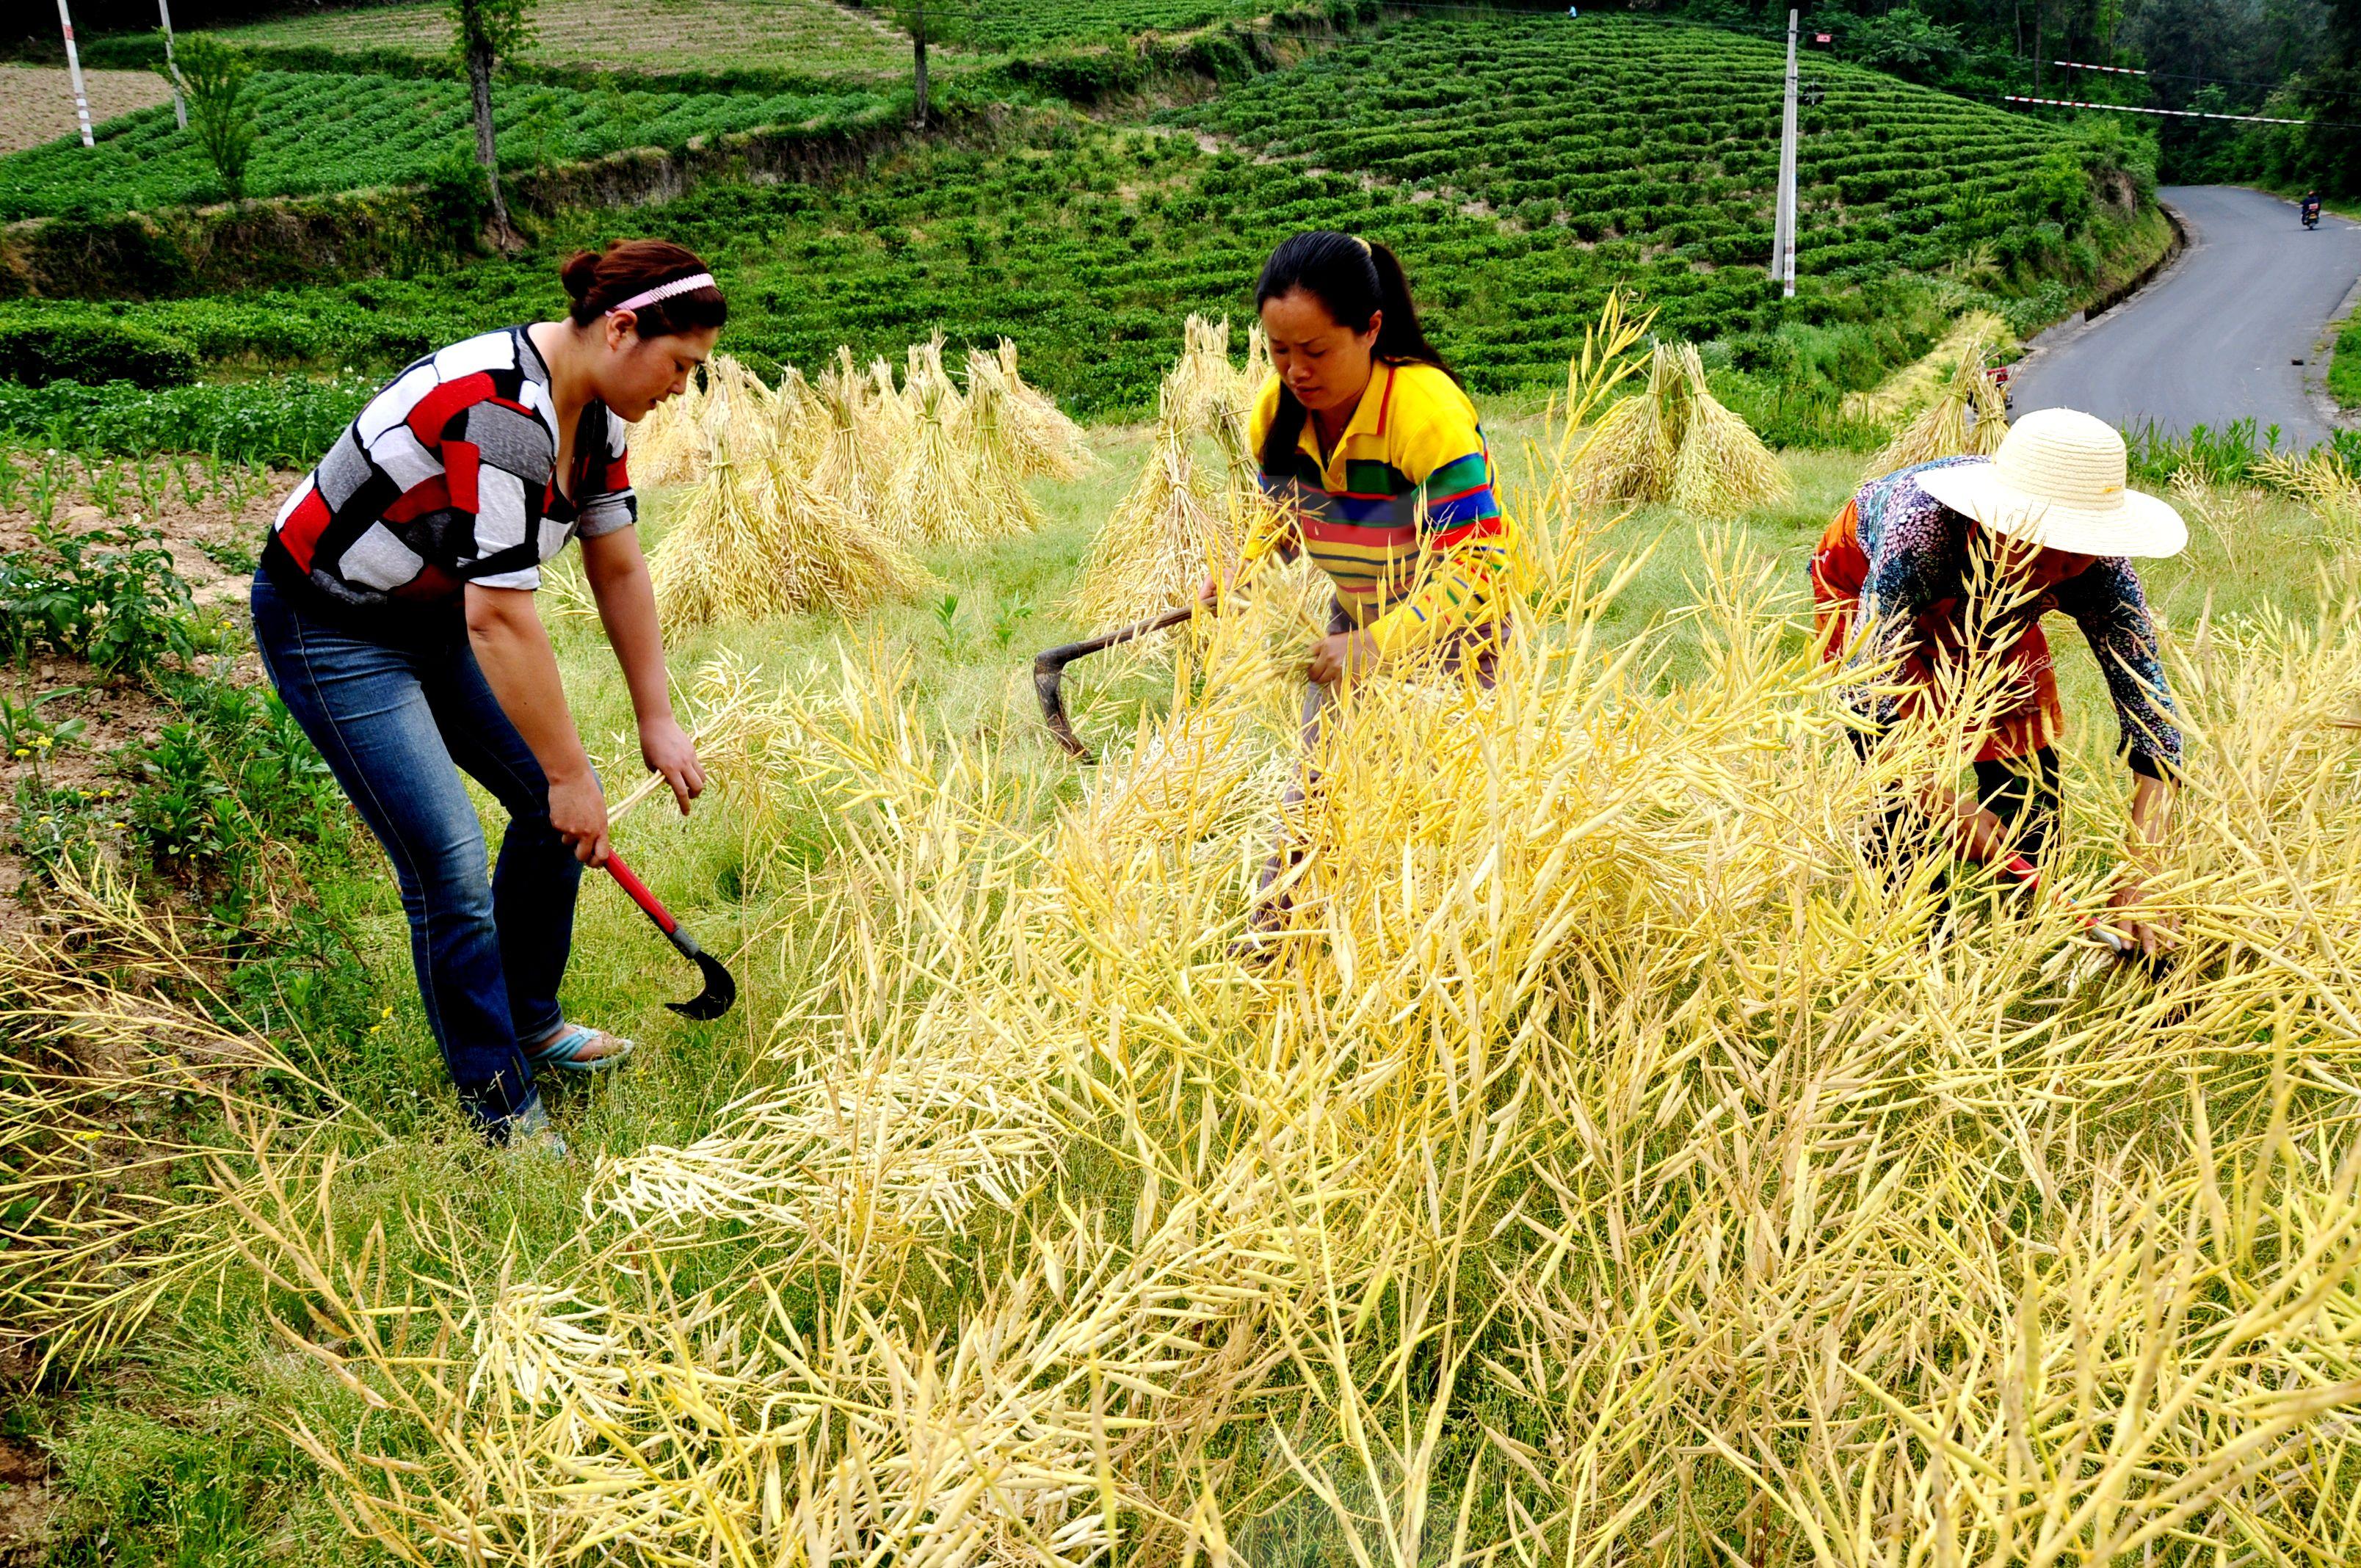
603, 852, 738, 1020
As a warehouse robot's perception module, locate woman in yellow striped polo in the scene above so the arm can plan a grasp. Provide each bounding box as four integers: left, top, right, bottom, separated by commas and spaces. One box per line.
1202, 230, 1517, 946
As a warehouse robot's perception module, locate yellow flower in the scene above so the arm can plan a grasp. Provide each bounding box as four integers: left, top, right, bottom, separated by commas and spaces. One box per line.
10, 748, 26, 758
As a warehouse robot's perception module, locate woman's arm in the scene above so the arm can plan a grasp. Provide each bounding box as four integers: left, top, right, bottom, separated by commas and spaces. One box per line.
580, 526, 704, 814
464, 584, 610, 864
2055, 559, 2183, 955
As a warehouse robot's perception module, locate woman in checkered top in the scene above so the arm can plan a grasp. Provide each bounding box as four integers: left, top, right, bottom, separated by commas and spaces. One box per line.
253, 240, 722, 1150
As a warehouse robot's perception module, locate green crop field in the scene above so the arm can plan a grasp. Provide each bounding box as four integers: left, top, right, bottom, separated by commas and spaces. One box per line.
0, 68, 896, 219
214, 0, 941, 77
213, 0, 1289, 63
1178, 14, 2094, 277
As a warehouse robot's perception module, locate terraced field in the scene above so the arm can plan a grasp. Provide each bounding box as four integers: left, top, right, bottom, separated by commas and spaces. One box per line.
0, 69, 898, 219
1183, 15, 2093, 277
214, 0, 949, 77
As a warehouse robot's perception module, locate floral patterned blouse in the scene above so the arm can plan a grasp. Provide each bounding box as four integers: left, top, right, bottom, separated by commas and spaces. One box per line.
1808, 457, 2182, 780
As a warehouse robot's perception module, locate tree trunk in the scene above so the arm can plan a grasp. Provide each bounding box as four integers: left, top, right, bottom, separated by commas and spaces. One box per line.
913, 2, 929, 129
466, 35, 515, 247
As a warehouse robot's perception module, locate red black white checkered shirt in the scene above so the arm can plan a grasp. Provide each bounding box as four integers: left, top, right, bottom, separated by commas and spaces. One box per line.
264, 326, 637, 624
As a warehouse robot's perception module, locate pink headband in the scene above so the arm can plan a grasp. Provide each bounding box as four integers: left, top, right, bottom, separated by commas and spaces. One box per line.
609, 272, 716, 315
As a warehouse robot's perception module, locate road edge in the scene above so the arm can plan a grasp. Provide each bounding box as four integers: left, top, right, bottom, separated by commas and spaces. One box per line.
2011, 199, 2196, 388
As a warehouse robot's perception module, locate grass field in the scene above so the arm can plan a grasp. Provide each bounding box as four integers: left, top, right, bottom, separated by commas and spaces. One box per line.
8, 361, 2361, 1555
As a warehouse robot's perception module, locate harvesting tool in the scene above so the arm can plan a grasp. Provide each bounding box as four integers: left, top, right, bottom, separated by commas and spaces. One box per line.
1032, 604, 1195, 761
602, 852, 738, 1020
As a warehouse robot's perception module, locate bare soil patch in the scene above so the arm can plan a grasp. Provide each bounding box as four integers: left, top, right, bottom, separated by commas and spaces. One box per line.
0, 67, 176, 156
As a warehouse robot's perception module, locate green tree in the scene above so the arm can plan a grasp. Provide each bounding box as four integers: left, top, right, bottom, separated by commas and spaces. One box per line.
2305, 0, 2361, 196
448, 0, 535, 246
881, 0, 960, 130
153, 33, 255, 203
1851, 6, 1964, 81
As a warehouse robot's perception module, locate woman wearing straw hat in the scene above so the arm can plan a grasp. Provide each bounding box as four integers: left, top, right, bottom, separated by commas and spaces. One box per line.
1810, 407, 2187, 957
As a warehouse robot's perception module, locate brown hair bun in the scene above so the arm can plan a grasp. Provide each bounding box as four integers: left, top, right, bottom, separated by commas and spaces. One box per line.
559, 239, 728, 338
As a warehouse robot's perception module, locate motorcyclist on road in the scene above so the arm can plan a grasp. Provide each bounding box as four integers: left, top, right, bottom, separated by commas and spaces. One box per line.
2302, 189, 2323, 227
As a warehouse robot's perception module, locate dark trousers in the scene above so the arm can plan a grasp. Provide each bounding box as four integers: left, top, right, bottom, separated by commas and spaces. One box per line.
250, 568, 580, 1130
1854, 733, 2063, 873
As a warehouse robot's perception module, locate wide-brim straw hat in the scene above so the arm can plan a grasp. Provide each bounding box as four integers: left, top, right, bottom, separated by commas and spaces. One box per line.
1915, 407, 2188, 559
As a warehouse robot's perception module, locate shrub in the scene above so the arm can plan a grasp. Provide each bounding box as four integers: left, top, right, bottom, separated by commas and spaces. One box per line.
0, 312, 198, 388
156, 34, 260, 203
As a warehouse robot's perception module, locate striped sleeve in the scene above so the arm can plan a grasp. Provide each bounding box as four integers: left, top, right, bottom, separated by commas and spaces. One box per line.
1365, 374, 1513, 658
577, 407, 639, 540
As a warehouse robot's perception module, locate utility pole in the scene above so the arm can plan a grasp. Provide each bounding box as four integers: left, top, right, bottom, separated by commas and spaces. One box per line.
912, 0, 929, 129
1771, 7, 1799, 299
55, 0, 95, 148
158, 0, 186, 130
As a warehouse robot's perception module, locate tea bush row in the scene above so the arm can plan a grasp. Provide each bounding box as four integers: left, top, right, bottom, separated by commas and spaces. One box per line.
0, 70, 896, 219
1175, 13, 2108, 275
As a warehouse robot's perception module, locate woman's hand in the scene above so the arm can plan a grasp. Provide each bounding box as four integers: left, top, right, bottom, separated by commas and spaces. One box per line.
639, 715, 706, 815
2103, 871, 2178, 959
2106, 769, 2178, 959
548, 769, 612, 866
1308, 628, 1379, 686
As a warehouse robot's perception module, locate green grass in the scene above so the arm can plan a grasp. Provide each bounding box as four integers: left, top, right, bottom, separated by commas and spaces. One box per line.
0, 68, 897, 219
7, 404, 2340, 1558
2332, 309, 2361, 413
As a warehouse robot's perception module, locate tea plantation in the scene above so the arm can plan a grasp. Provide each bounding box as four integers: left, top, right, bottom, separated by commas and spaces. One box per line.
0, 7, 2163, 434
0, 69, 898, 219
1179, 15, 2098, 282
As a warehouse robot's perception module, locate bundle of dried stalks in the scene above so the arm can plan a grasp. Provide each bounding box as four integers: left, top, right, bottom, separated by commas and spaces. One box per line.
647, 394, 780, 625
1567, 339, 1681, 505
1241, 322, 1272, 396
1570, 335, 1785, 516
887, 342, 984, 545
1669, 343, 1791, 515
1864, 321, 2012, 475
1069, 387, 1237, 631
995, 339, 1091, 481
960, 349, 1045, 538
811, 347, 888, 528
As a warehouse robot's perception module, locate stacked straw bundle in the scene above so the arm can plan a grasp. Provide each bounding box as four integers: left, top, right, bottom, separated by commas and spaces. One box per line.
646, 379, 924, 627
1863, 316, 2013, 476
1070, 325, 1269, 630
887, 339, 986, 545
993, 340, 1091, 480
1070, 384, 1236, 631
959, 347, 1046, 540
1570, 338, 1788, 515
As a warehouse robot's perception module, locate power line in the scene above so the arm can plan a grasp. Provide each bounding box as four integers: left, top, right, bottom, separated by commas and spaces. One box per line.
2003, 94, 2359, 129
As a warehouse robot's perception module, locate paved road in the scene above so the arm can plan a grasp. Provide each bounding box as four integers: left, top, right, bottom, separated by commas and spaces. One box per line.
2009, 185, 2361, 451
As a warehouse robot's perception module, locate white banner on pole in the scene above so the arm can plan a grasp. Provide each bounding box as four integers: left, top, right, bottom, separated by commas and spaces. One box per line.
57, 0, 95, 149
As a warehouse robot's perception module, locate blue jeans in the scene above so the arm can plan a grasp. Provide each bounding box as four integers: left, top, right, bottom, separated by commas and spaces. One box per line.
250, 568, 580, 1134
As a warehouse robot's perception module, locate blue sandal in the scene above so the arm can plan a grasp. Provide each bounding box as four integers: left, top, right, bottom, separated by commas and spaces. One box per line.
526, 1023, 636, 1074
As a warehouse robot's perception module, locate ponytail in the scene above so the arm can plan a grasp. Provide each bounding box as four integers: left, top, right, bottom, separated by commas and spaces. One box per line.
1253, 230, 1452, 474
